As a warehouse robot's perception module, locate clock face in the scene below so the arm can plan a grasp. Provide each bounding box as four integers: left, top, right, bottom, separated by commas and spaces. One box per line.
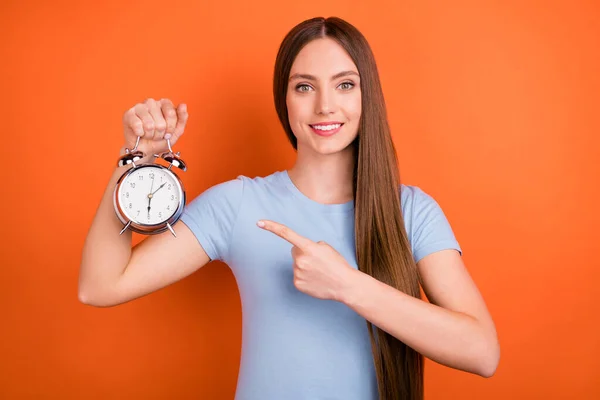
117, 166, 181, 225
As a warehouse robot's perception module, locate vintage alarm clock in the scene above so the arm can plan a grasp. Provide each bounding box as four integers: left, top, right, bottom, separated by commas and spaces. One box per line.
113, 136, 187, 237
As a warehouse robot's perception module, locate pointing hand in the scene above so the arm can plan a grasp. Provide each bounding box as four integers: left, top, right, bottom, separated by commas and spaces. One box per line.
257, 219, 356, 301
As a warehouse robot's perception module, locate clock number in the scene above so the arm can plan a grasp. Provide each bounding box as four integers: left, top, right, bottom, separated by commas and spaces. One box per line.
149, 172, 155, 179
125, 192, 129, 198
138, 175, 143, 181
170, 195, 174, 200
158, 212, 162, 219
168, 184, 171, 190
128, 203, 132, 208
129, 182, 136, 188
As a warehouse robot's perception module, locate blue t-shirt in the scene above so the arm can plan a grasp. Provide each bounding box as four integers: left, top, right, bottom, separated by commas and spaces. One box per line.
180, 170, 462, 400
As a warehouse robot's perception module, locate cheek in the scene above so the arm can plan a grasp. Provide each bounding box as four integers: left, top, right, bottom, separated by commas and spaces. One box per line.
352, 102, 362, 120
352, 90, 362, 118
286, 94, 301, 125
286, 94, 313, 128
344, 92, 362, 122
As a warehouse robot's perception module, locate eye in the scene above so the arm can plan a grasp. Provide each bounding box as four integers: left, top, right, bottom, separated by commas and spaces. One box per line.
296, 84, 313, 92
338, 81, 355, 90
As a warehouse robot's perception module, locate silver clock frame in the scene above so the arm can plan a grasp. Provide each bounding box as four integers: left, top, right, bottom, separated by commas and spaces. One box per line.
113, 163, 186, 237
113, 137, 187, 237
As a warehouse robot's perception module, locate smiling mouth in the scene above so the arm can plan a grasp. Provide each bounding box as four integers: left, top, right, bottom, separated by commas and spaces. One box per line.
309, 123, 344, 136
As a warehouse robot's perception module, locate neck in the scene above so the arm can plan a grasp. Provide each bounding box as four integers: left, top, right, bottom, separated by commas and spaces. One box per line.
288, 143, 356, 205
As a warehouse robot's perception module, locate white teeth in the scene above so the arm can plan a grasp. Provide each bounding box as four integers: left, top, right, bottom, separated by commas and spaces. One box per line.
312, 124, 341, 131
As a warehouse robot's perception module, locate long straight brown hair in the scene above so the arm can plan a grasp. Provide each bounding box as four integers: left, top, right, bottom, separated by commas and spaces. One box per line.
273, 17, 424, 400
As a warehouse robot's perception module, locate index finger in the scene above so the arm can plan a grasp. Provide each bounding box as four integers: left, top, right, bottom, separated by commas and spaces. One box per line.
257, 220, 313, 249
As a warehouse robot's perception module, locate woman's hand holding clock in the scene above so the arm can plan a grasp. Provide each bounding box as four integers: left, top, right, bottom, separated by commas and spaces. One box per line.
121, 98, 189, 157
114, 97, 190, 236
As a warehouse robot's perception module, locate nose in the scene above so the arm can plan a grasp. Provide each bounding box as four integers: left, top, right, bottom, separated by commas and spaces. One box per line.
315, 88, 336, 115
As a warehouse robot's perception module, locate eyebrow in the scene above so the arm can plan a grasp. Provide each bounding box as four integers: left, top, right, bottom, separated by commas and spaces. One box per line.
288, 70, 360, 81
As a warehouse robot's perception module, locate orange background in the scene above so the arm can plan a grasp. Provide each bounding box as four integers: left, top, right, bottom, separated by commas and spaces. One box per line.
1, 0, 598, 398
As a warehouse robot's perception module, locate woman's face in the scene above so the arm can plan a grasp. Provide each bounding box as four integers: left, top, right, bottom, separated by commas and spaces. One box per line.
286, 37, 361, 156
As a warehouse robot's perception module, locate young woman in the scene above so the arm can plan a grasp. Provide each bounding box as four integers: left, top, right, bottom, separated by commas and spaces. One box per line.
79, 16, 499, 400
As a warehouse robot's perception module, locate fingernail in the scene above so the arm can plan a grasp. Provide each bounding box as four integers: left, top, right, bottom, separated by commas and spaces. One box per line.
257, 220, 265, 227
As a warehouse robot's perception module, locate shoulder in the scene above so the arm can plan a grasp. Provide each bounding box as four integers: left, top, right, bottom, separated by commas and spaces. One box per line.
203, 175, 245, 197
217, 170, 290, 201
399, 182, 451, 226
179, 171, 283, 262
188, 170, 285, 204
399, 183, 439, 215
233, 170, 283, 189
398, 183, 462, 262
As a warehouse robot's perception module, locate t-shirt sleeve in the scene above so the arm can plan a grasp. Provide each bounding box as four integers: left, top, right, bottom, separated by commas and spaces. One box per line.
409, 186, 462, 263
178, 176, 244, 263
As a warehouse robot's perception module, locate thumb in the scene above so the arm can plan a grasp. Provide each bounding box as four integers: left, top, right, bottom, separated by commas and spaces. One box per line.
170, 103, 189, 142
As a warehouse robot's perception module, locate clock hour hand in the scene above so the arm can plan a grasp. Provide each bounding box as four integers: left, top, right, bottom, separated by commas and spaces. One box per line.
147, 176, 155, 216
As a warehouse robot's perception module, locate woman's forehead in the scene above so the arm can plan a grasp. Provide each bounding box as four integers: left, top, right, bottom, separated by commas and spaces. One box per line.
290, 38, 358, 79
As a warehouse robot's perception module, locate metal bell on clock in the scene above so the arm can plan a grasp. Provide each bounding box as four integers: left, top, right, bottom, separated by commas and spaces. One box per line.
117, 137, 145, 168
159, 138, 187, 171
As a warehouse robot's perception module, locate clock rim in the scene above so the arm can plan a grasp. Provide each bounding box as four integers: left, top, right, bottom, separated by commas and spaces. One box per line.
113, 163, 186, 235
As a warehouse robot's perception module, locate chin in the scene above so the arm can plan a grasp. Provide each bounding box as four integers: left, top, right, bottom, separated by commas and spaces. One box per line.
306, 138, 357, 156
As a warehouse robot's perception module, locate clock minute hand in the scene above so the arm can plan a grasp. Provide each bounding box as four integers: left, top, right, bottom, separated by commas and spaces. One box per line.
151, 182, 167, 195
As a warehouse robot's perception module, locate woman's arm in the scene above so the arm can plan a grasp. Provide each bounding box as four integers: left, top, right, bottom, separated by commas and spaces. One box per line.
256, 219, 499, 376
78, 159, 211, 307
339, 249, 500, 377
